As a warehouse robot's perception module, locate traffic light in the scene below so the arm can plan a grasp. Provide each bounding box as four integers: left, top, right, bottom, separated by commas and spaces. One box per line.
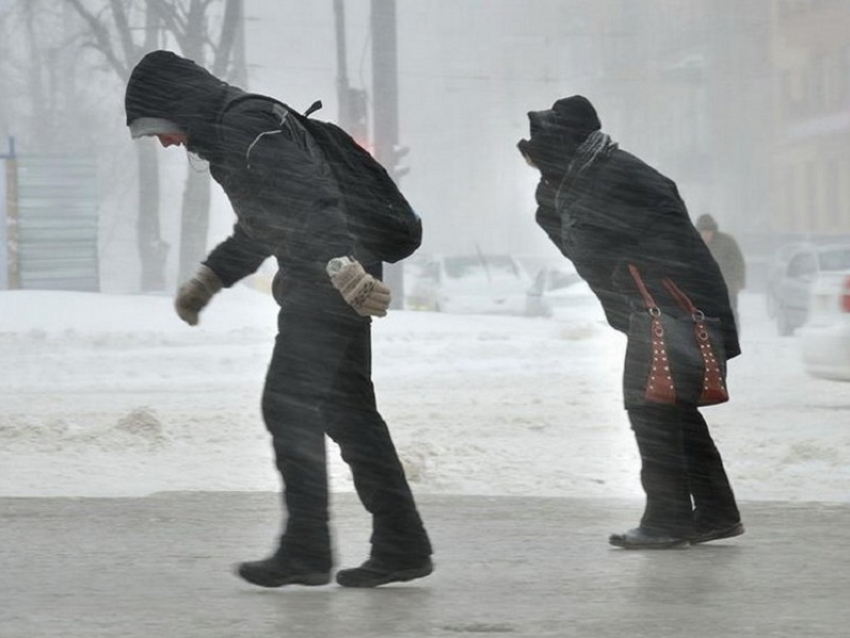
389, 144, 409, 180
347, 88, 369, 143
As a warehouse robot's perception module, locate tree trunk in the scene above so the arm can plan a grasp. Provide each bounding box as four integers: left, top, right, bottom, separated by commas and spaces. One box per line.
175, 0, 243, 284
177, 167, 211, 283
136, 141, 168, 291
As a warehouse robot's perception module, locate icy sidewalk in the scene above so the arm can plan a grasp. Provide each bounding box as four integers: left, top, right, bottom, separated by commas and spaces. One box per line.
2, 493, 848, 638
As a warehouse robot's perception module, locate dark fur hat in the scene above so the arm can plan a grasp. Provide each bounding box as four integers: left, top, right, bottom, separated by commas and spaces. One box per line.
520, 95, 601, 176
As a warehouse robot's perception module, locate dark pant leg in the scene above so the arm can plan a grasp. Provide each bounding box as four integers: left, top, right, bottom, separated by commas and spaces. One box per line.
323, 320, 432, 560
261, 310, 351, 570
627, 405, 694, 536
680, 406, 741, 529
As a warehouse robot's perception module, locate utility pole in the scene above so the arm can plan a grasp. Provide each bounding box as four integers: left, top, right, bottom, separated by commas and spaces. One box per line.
371, 0, 407, 307
333, 1, 368, 143
231, 0, 248, 87
1, 136, 19, 289
333, 0, 351, 129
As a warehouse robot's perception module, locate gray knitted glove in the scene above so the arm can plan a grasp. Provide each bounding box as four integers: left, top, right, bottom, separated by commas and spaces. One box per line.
327, 256, 391, 317
174, 265, 223, 326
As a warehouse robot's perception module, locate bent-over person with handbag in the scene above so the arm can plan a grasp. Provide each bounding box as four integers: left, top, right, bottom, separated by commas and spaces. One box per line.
518, 95, 744, 549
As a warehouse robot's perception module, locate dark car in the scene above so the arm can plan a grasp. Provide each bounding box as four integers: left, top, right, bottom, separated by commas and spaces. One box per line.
770, 243, 850, 336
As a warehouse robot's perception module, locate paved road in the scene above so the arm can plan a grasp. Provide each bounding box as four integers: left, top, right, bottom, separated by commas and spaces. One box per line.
2, 492, 848, 637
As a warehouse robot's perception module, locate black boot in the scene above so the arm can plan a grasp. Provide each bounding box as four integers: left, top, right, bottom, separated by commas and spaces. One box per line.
609, 527, 689, 549
336, 556, 433, 588
690, 521, 745, 545
235, 556, 330, 588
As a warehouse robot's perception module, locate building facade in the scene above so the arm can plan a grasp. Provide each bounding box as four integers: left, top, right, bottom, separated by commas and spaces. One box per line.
772, 0, 850, 239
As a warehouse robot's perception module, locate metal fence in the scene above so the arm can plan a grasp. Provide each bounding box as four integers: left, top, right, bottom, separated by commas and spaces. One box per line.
8, 154, 99, 291
0, 157, 7, 290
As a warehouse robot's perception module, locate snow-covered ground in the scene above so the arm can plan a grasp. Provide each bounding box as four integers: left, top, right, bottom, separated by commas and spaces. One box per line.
2, 285, 849, 502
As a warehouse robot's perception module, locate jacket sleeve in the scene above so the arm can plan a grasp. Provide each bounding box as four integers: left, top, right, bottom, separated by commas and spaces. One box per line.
217, 101, 355, 266
559, 166, 676, 333
534, 179, 571, 258
203, 222, 271, 287
559, 199, 638, 333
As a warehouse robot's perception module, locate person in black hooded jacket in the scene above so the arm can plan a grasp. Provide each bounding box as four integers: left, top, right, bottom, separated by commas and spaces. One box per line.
125, 50, 432, 587
519, 96, 744, 549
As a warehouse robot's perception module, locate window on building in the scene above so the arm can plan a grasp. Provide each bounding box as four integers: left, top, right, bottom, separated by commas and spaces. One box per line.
806, 161, 819, 230
825, 159, 839, 228
781, 68, 807, 118
809, 57, 824, 112
782, 165, 797, 230
819, 51, 844, 111
842, 45, 850, 105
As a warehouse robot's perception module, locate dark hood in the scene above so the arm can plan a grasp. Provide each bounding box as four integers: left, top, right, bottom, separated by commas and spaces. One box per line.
125, 50, 243, 157
518, 95, 601, 179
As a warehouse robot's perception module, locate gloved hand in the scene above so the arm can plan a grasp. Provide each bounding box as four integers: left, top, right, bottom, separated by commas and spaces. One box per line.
174, 265, 223, 326
326, 256, 391, 317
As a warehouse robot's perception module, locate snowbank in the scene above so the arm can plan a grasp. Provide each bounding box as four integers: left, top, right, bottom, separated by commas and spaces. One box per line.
2, 288, 849, 502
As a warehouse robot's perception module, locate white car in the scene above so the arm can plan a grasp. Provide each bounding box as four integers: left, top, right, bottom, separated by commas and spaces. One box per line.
798, 270, 850, 381
406, 254, 535, 316
769, 243, 850, 336
525, 265, 599, 319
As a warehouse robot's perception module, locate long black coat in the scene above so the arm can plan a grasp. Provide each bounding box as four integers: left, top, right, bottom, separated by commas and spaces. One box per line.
535, 148, 741, 360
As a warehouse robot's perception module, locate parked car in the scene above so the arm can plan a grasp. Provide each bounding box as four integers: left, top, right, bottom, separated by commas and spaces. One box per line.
525, 265, 598, 318
798, 269, 850, 381
405, 254, 535, 316
765, 242, 810, 319
769, 244, 850, 336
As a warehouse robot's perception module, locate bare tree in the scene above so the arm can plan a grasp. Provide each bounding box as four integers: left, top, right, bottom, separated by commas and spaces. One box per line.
0, 4, 21, 141
66, 0, 246, 287
1, 2, 86, 150
149, 0, 245, 283
65, 0, 168, 291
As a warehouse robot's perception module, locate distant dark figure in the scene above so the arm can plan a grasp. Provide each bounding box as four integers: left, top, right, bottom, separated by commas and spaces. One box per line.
125, 50, 432, 588
519, 95, 744, 549
696, 213, 746, 331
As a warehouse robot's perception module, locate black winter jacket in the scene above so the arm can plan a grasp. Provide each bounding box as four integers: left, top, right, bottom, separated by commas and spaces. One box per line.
535, 148, 741, 360
125, 51, 356, 312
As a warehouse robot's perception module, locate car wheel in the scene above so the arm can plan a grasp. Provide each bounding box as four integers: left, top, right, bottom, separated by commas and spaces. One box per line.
776, 305, 794, 337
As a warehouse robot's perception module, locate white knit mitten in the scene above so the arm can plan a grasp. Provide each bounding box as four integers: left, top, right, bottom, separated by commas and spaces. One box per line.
327, 257, 391, 317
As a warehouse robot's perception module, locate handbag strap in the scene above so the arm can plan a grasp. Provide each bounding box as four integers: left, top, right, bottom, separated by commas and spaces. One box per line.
630, 264, 706, 318
661, 277, 702, 317
627, 264, 675, 404
627, 264, 659, 311
662, 277, 728, 404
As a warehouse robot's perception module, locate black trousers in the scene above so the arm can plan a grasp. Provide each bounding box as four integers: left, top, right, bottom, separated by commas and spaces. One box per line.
627, 404, 740, 537
261, 306, 431, 570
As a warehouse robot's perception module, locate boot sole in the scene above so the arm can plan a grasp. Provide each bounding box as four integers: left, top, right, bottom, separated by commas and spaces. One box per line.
236, 565, 331, 588
690, 523, 745, 545
609, 536, 690, 550
336, 563, 434, 588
